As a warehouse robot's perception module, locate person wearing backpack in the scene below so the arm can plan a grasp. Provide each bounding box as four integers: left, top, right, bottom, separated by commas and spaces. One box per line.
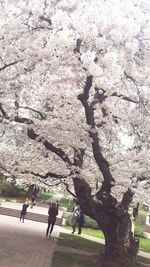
71, 206, 85, 234
71, 205, 80, 234
77, 212, 85, 235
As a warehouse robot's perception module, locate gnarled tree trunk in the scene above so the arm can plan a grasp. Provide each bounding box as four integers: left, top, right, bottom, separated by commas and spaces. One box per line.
73, 177, 139, 267
97, 213, 139, 267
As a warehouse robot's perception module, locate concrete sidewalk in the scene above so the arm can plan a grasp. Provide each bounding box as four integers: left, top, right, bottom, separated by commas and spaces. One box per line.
0, 201, 60, 215
0, 215, 60, 267
0, 201, 63, 225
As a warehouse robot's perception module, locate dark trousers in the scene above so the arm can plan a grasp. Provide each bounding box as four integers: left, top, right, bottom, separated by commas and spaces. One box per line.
72, 223, 83, 234
46, 219, 56, 236
78, 223, 83, 234
20, 213, 25, 222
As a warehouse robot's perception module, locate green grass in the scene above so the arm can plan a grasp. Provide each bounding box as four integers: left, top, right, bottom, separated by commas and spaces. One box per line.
139, 210, 148, 217
140, 238, 150, 253
58, 233, 104, 254
52, 251, 99, 267
62, 225, 104, 239
36, 191, 54, 201
52, 233, 150, 267
59, 197, 74, 211
61, 226, 150, 253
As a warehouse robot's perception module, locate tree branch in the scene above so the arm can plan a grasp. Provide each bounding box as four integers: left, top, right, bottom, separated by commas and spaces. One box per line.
14, 116, 34, 124
119, 188, 134, 212
0, 103, 34, 124
27, 128, 72, 166
73, 148, 85, 168
15, 102, 46, 120
78, 76, 115, 197
21, 170, 67, 179
0, 61, 22, 72
63, 181, 77, 198
39, 15, 52, 25
111, 92, 138, 104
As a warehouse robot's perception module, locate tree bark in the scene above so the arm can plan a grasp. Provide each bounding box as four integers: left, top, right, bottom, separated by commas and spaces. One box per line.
73, 177, 139, 267
98, 214, 139, 267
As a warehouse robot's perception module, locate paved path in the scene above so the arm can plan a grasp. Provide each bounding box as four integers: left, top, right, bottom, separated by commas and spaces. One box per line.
0, 202, 63, 225
0, 201, 61, 215
0, 215, 60, 267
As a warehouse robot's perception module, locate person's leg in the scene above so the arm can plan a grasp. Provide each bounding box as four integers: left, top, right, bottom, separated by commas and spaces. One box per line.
46, 222, 50, 237
22, 215, 25, 223
78, 223, 82, 234
20, 214, 22, 221
50, 223, 55, 234
72, 224, 76, 234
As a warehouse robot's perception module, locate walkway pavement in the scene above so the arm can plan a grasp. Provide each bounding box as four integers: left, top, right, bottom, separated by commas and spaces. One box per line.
0, 214, 60, 267
0, 202, 63, 225
0, 202, 150, 267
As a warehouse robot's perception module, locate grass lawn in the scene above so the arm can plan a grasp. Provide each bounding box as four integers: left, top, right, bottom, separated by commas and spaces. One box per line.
140, 238, 150, 253
58, 233, 104, 254
52, 233, 150, 267
59, 197, 74, 211
139, 210, 148, 217
62, 225, 104, 239
36, 191, 54, 201
61, 226, 150, 253
52, 251, 99, 267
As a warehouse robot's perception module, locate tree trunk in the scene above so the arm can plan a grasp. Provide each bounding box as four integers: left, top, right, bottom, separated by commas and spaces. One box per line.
73, 178, 139, 267
98, 214, 139, 267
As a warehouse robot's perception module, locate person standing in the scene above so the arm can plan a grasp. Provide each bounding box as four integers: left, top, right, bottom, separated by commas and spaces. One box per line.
30, 194, 36, 209
20, 202, 29, 223
133, 203, 139, 221
78, 212, 85, 235
71, 205, 80, 234
46, 202, 58, 237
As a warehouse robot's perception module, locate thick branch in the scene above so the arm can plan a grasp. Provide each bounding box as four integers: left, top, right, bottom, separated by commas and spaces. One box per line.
63, 181, 77, 198
73, 177, 98, 220
73, 38, 82, 54
39, 15, 52, 25
21, 170, 67, 179
73, 148, 85, 168
27, 128, 72, 166
14, 116, 34, 124
78, 77, 115, 195
119, 188, 134, 212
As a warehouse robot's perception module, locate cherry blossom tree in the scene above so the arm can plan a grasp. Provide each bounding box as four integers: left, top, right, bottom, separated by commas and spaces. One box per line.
0, 0, 150, 266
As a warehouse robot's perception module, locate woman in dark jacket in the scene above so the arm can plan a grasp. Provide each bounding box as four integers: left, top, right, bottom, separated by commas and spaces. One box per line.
20, 202, 29, 223
46, 202, 58, 237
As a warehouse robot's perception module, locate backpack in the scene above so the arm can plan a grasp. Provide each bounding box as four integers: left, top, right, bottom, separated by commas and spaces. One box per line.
75, 210, 81, 223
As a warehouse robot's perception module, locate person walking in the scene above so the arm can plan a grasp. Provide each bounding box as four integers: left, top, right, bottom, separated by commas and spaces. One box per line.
20, 201, 29, 223
46, 202, 58, 238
